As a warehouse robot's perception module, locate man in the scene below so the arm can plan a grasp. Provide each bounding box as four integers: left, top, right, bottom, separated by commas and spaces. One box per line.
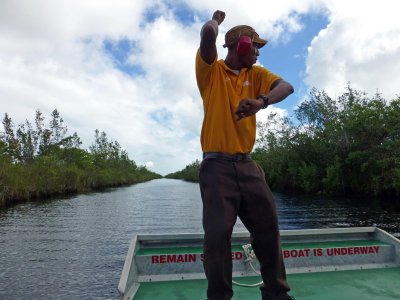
195, 10, 295, 300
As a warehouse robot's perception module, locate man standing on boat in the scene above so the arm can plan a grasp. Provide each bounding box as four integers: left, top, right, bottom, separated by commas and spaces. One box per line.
195, 10, 295, 300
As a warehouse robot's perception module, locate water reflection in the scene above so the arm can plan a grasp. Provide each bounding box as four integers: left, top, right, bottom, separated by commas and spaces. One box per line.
276, 193, 400, 236
0, 179, 399, 299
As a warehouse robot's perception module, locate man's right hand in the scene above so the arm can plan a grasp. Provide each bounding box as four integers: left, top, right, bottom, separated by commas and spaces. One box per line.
212, 10, 225, 25
235, 98, 263, 121
200, 10, 225, 64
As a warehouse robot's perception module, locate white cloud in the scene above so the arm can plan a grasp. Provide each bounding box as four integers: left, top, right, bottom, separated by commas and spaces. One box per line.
0, 0, 212, 175
305, 0, 400, 100
1, 0, 399, 176
144, 161, 154, 168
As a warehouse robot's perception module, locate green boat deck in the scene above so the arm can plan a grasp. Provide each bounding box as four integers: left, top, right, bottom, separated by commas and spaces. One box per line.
119, 228, 400, 300
134, 268, 400, 300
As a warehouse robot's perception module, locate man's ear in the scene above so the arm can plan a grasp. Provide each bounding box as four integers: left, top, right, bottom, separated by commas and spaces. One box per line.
237, 36, 252, 55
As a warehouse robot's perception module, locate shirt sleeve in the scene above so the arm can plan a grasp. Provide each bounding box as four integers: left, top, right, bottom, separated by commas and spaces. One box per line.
254, 66, 281, 95
195, 49, 217, 99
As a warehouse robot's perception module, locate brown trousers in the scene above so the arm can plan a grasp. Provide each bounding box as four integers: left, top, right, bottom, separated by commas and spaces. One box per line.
199, 154, 290, 300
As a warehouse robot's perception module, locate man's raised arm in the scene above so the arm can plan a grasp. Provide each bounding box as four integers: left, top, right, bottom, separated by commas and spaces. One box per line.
200, 10, 225, 64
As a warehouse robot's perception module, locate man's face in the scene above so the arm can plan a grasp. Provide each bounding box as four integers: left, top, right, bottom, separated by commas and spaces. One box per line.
239, 42, 261, 69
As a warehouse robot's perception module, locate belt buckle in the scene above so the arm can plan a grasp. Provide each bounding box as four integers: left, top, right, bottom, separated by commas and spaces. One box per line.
235, 153, 246, 161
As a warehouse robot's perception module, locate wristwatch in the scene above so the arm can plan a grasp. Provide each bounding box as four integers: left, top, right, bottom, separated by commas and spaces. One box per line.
257, 95, 269, 109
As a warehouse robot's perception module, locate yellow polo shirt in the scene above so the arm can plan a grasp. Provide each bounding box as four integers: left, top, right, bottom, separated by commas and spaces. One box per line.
196, 49, 281, 154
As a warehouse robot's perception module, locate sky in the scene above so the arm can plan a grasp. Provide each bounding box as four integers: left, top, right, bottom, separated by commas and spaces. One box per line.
1, 0, 400, 175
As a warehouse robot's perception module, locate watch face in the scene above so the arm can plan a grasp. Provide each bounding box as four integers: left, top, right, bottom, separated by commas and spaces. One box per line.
257, 95, 269, 109
261, 96, 269, 108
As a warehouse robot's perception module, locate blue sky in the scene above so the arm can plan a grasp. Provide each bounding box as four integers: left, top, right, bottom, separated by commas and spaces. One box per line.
1, 0, 400, 175
258, 13, 329, 117
104, 39, 146, 76
103, 10, 329, 119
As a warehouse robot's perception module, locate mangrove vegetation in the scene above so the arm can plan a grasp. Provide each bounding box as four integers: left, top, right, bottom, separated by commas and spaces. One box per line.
167, 86, 400, 200
0, 109, 161, 207
165, 159, 200, 182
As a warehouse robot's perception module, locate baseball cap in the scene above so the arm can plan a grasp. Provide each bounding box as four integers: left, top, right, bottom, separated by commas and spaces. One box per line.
223, 25, 268, 48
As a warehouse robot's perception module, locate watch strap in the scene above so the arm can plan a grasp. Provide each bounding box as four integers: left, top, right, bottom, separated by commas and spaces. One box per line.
257, 95, 269, 109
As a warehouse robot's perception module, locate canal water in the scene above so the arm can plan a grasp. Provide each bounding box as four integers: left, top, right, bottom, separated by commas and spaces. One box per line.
0, 178, 399, 299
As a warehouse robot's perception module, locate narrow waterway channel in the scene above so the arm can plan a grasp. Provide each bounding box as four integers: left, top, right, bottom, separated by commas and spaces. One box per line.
0, 178, 399, 299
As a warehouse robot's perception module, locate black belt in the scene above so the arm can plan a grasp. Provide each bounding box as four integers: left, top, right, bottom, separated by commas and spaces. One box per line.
203, 152, 251, 161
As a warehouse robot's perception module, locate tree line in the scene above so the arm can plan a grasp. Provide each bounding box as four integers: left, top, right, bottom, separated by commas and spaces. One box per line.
165, 159, 200, 182
0, 109, 161, 206
166, 86, 400, 201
